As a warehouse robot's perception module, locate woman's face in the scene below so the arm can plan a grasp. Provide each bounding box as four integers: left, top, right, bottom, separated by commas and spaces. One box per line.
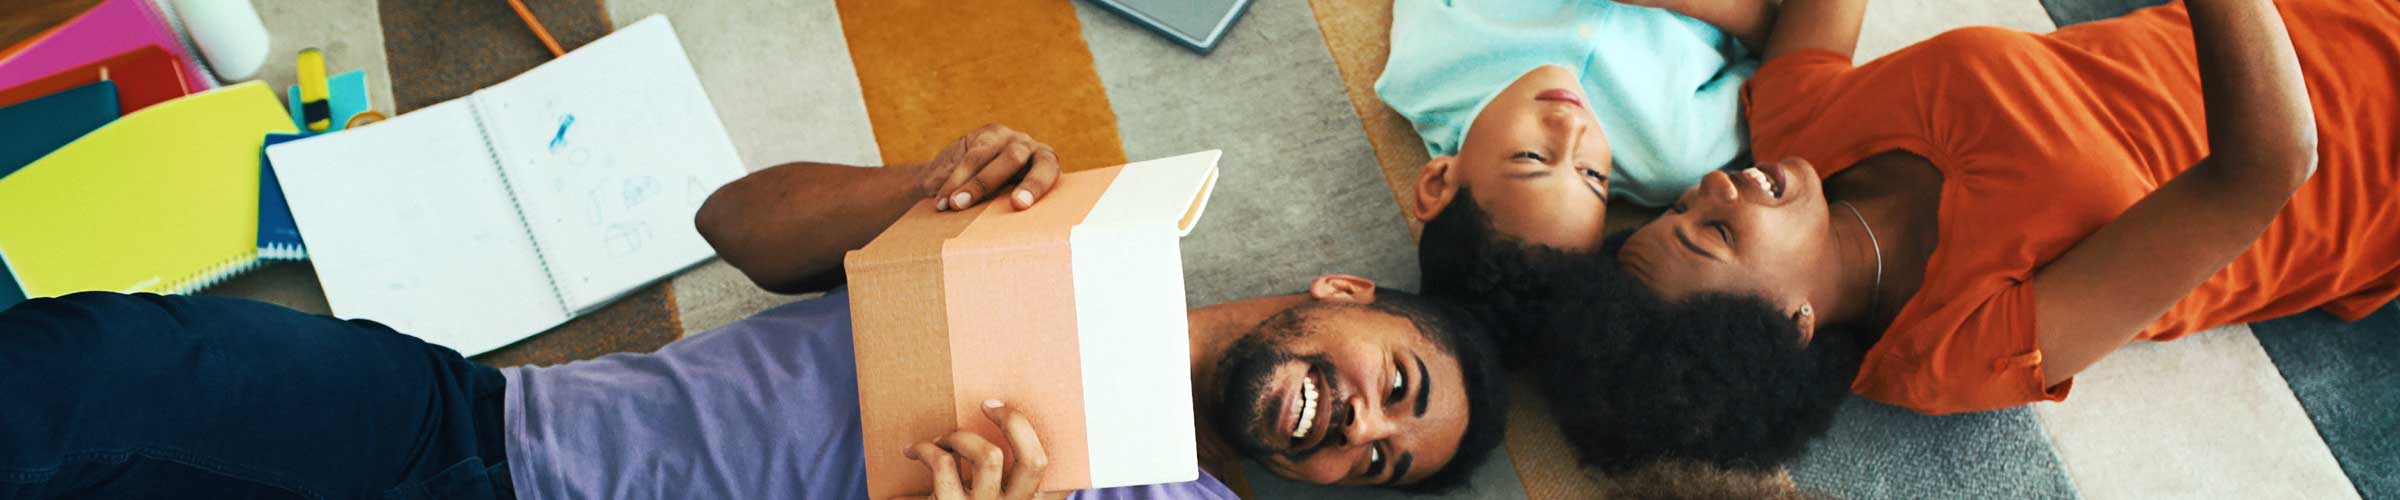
1443, 65, 1615, 251
1617, 158, 1836, 315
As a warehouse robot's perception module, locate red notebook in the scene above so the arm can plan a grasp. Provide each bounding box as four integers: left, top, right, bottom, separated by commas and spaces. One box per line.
0, 46, 192, 115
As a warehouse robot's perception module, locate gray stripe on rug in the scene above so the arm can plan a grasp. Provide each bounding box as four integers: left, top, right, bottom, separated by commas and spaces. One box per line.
1791, 398, 2081, 498
2251, 304, 2400, 499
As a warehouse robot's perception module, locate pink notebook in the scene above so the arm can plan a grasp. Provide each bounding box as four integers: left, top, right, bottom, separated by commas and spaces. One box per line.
0, 0, 213, 92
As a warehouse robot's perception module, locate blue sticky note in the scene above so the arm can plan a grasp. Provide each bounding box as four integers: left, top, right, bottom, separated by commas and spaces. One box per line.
286, 69, 371, 133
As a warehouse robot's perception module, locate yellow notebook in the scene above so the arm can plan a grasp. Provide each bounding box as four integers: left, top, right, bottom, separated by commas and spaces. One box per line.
0, 82, 293, 297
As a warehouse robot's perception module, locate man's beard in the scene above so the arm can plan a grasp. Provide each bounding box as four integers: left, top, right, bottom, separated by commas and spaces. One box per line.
1209, 307, 1337, 463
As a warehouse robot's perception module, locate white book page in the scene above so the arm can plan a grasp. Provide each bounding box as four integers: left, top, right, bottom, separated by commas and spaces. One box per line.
1067, 152, 1219, 487
265, 100, 570, 355
472, 16, 747, 312
1070, 225, 1201, 487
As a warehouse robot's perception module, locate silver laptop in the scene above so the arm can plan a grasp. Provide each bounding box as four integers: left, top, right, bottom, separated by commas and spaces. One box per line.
1084, 0, 1252, 54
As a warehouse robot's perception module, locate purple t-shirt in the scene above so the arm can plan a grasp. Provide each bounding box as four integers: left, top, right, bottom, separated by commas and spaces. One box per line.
501, 289, 1237, 500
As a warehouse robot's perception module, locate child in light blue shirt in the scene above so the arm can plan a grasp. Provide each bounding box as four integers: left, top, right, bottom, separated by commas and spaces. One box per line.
1388, 0, 1772, 304
1392, 0, 1766, 256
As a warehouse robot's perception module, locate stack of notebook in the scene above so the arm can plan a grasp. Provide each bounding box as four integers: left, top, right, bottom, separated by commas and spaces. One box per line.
0, 0, 308, 310
3, 6, 739, 361
0, 83, 292, 307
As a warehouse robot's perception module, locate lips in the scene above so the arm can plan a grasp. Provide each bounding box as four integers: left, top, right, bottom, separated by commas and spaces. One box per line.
1535, 88, 1585, 108
1736, 163, 1789, 200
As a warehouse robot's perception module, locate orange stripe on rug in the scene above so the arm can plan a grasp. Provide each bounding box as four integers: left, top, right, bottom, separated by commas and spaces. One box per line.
835, 0, 1127, 173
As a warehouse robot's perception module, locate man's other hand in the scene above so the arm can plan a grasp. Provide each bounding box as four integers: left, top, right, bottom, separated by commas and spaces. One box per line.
900, 400, 1065, 500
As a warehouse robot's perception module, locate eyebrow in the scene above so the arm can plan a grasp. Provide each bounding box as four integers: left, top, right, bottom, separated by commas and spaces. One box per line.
1674, 226, 1722, 262
1412, 353, 1431, 417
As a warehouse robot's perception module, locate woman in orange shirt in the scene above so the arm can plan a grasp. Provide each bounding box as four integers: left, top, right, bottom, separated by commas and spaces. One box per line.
1528, 0, 2400, 473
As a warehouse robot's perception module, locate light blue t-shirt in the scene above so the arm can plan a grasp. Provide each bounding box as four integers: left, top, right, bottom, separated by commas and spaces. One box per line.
1375, 0, 1756, 206
501, 289, 1238, 500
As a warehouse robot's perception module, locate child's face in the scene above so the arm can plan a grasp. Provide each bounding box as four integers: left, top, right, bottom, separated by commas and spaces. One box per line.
1423, 65, 1614, 251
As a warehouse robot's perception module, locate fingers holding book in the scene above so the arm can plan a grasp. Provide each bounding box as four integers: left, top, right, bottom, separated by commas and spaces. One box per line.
899, 399, 1060, 500
918, 124, 1062, 212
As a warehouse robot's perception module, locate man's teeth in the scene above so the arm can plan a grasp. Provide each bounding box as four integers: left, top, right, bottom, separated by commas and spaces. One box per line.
1741, 168, 1781, 198
1291, 376, 1319, 439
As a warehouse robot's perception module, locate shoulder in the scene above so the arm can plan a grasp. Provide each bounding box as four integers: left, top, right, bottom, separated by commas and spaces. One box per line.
750, 289, 856, 328
1856, 278, 2065, 414
1896, 27, 2063, 83
673, 288, 858, 354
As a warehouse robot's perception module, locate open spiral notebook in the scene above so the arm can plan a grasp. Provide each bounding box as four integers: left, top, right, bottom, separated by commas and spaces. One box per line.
266, 17, 745, 355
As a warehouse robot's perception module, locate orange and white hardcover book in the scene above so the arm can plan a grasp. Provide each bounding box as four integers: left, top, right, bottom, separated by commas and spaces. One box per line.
845, 150, 1221, 499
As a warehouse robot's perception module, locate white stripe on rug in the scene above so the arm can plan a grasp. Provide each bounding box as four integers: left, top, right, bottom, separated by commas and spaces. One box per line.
2033, 324, 2359, 499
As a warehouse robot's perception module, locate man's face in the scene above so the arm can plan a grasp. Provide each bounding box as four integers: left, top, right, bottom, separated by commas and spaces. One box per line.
1210, 302, 1470, 487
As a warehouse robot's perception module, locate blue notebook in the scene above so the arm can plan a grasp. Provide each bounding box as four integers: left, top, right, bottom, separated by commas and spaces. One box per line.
252, 70, 373, 261
257, 133, 308, 260
0, 80, 120, 310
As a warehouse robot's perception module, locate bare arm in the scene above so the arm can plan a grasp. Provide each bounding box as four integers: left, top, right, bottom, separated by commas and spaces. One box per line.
696, 161, 920, 294
1759, 0, 1864, 60
2032, 0, 2316, 385
1626, 0, 1780, 52
696, 125, 1061, 294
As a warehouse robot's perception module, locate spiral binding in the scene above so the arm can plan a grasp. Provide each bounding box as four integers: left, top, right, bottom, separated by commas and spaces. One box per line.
469, 98, 572, 314
258, 242, 307, 261
160, 251, 260, 295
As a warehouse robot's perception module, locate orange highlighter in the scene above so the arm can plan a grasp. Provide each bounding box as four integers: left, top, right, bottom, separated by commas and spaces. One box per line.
297, 48, 330, 132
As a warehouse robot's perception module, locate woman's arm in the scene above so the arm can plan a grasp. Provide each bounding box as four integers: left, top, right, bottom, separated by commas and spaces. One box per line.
696, 124, 1061, 294
1623, 0, 1779, 52
1759, 0, 1864, 60
2031, 0, 2316, 385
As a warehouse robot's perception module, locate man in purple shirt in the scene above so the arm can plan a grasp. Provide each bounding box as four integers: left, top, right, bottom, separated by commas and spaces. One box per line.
0, 126, 1509, 499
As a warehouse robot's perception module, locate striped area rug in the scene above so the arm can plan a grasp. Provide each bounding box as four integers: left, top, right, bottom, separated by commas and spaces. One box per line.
151, 0, 2400, 497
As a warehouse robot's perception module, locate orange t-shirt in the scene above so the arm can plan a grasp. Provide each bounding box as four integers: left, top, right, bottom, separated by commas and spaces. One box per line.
1742, 0, 2400, 414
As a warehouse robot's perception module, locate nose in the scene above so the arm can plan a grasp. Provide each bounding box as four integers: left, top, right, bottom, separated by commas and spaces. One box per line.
1545, 113, 1589, 166
1697, 170, 1741, 205
1345, 398, 1400, 444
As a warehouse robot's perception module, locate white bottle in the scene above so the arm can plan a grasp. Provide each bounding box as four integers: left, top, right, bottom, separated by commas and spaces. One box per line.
172, 0, 271, 83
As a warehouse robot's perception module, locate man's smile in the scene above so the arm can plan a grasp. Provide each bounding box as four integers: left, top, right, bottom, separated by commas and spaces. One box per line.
1269, 360, 1346, 458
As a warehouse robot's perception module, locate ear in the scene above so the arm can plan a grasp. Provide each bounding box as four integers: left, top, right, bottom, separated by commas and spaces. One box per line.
1412, 156, 1462, 222
1307, 274, 1380, 304
1788, 302, 1819, 346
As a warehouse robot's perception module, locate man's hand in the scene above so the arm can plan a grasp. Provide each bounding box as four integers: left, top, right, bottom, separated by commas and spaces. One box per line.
900, 400, 1064, 500
914, 124, 1062, 212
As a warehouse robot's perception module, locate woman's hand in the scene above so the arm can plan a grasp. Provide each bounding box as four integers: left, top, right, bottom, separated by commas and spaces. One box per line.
900, 400, 1064, 500
910, 124, 1062, 212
